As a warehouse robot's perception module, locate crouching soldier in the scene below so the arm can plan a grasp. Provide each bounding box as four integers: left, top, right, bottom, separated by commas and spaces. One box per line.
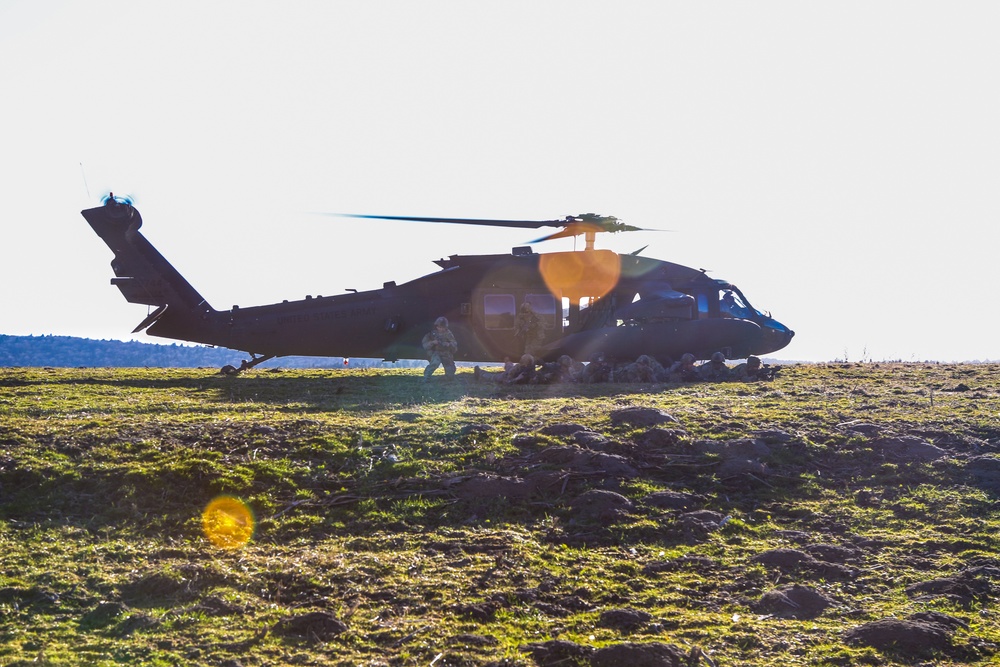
422, 317, 458, 380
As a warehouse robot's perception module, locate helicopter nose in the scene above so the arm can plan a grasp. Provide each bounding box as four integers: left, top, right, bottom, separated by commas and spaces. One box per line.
756, 323, 795, 355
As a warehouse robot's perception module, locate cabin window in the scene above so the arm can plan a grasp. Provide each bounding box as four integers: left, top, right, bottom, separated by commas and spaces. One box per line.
697, 293, 710, 317
525, 293, 556, 318
484, 294, 516, 329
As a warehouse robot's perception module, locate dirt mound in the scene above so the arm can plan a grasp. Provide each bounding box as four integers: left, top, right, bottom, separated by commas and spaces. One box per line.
641, 490, 701, 510
590, 642, 686, 667
966, 455, 1000, 493
756, 584, 833, 618
871, 435, 948, 462
752, 548, 857, 579
524, 640, 687, 667
598, 608, 652, 632
540, 423, 589, 436
571, 489, 634, 522
845, 612, 965, 657
905, 566, 998, 606
272, 611, 347, 642
608, 407, 679, 428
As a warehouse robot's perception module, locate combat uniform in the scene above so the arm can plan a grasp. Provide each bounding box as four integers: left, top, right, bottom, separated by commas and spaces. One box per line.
732, 356, 764, 381
422, 317, 458, 379
698, 352, 731, 381
618, 356, 659, 382
502, 354, 536, 384
666, 353, 698, 382
514, 303, 546, 357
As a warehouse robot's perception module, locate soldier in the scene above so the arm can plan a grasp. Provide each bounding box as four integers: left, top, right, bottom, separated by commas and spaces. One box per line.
502, 354, 536, 384
582, 352, 612, 383
667, 353, 698, 382
698, 351, 732, 382
422, 316, 458, 380
532, 354, 582, 384
618, 354, 663, 382
561, 355, 587, 383
732, 355, 764, 381
533, 357, 563, 384
472, 365, 503, 382
514, 302, 546, 357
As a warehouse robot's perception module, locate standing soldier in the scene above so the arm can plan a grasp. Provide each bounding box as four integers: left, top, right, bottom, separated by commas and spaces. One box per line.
422, 317, 458, 380
514, 302, 546, 358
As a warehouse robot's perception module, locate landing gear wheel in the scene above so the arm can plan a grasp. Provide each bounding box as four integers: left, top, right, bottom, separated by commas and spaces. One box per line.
219, 353, 276, 374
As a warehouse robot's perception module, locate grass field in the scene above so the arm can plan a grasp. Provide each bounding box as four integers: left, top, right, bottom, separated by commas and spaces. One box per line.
0, 363, 998, 666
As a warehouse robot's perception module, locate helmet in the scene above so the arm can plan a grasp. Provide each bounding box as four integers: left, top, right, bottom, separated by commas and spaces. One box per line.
434, 317, 449, 328
711, 351, 726, 363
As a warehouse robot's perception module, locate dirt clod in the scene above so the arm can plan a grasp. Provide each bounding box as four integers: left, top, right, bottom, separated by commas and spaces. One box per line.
756, 584, 833, 618
273, 611, 347, 641
641, 490, 701, 510
609, 407, 679, 428
570, 489, 634, 522
523, 639, 592, 666
599, 607, 653, 632
845, 614, 959, 657
590, 642, 686, 667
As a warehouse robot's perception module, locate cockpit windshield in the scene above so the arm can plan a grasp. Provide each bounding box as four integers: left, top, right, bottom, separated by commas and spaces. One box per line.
719, 288, 753, 319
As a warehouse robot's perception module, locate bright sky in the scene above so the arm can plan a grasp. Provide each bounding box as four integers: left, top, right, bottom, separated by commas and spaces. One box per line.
1, 1, 997, 362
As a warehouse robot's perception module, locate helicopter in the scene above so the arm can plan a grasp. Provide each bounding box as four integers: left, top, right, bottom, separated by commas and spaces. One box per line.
81, 196, 794, 371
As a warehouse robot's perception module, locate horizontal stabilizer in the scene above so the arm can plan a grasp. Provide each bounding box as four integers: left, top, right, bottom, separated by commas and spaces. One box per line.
132, 304, 168, 333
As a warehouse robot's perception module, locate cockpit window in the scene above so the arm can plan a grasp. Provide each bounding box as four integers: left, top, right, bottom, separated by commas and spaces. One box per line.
719, 289, 751, 319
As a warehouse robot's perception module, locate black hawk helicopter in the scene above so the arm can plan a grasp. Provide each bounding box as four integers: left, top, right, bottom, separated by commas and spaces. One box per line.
82, 196, 794, 370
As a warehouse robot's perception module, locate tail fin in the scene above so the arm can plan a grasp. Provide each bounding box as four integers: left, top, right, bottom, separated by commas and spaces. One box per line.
82, 199, 218, 340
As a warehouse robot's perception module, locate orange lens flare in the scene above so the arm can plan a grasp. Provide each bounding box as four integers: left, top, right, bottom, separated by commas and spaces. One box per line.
538, 250, 620, 301
202, 496, 254, 549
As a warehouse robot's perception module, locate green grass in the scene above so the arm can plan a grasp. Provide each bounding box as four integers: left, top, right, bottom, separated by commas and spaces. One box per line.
0, 363, 998, 665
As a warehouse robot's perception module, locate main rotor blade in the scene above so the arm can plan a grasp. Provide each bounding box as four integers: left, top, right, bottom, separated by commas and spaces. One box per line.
333, 213, 562, 229
316, 212, 666, 237
530, 222, 606, 243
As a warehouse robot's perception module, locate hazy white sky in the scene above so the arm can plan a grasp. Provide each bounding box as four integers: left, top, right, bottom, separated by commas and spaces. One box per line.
1, 1, 997, 362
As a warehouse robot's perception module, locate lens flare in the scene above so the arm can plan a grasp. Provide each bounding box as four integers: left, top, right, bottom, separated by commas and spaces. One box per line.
202, 496, 254, 549
538, 249, 620, 300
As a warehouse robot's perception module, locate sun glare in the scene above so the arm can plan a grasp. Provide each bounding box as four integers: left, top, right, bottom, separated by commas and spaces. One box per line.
202, 496, 254, 549
538, 249, 620, 301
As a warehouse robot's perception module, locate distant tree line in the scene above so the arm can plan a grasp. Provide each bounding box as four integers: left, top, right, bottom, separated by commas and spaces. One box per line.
0, 335, 424, 369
